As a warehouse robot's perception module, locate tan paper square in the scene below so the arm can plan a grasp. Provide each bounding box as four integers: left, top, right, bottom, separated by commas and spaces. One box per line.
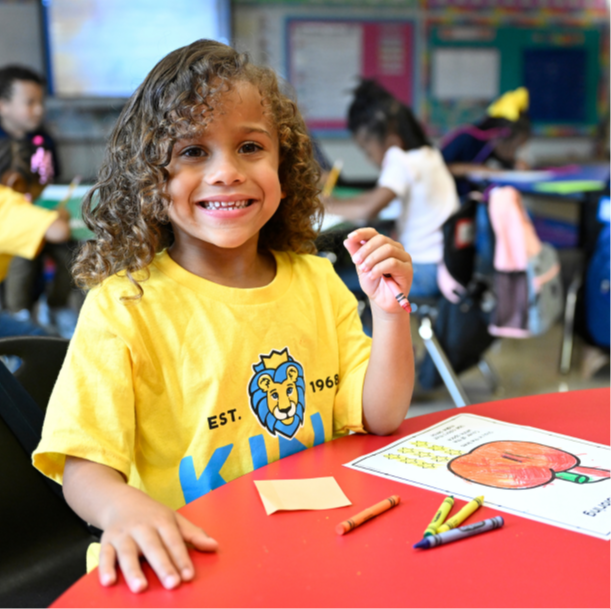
254, 476, 352, 515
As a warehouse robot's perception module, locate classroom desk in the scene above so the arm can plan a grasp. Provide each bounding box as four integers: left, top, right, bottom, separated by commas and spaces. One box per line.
467, 163, 610, 199
52, 388, 609, 609
468, 162, 609, 253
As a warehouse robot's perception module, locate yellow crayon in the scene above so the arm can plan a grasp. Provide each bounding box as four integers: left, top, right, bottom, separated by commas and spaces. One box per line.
423, 495, 454, 537
322, 159, 343, 197
436, 495, 484, 533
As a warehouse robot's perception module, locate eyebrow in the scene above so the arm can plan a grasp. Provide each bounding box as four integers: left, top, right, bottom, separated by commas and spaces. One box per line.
240, 126, 272, 138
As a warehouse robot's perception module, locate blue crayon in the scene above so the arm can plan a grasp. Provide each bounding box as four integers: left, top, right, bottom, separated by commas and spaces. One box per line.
414, 516, 504, 549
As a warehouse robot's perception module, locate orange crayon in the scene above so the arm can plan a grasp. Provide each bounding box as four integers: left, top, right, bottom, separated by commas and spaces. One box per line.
336, 495, 400, 535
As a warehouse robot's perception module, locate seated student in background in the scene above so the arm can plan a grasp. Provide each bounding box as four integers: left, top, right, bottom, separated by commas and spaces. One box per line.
33, 40, 414, 594
0, 65, 78, 338
325, 79, 458, 298
0, 183, 70, 337
440, 87, 531, 198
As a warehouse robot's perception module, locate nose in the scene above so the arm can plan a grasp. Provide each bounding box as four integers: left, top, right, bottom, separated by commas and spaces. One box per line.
205, 151, 245, 186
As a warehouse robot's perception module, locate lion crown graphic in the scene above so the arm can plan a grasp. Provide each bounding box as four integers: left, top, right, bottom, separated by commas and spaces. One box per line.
248, 348, 306, 439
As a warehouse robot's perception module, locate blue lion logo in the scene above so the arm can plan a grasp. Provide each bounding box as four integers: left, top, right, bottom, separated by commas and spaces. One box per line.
248, 348, 306, 439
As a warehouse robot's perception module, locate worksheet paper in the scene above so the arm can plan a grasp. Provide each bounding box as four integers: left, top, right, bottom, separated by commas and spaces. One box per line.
344, 414, 610, 539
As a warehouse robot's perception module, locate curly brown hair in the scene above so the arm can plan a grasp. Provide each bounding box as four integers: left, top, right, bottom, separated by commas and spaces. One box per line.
73, 39, 322, 296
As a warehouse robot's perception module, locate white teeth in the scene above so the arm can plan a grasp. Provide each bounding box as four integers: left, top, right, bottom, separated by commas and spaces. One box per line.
202, 200, 250, 210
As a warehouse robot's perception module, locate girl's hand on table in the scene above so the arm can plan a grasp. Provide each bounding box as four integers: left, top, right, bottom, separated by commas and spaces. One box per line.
343, 227, 413, 316
98, 490, 218, 593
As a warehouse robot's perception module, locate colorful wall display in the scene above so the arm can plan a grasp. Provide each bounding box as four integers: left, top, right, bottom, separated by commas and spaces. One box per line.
287, 18, 414, 132
424, 21, 604, 135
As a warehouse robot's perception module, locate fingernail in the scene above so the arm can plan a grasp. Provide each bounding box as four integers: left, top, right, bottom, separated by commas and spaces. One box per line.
182, 568, 193, 580
165, 575, 179, 588
359, 263, 368, 272
352, 255, 361, 264
131, 579, 145, 593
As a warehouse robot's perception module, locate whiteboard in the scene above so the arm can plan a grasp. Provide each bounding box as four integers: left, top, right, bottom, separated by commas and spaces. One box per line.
45, 0, 231, 97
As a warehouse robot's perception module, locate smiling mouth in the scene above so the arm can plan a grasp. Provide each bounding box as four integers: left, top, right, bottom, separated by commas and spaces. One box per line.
198, 200, 254, 210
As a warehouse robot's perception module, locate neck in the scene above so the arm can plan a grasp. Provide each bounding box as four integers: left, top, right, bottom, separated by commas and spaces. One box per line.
168, 236, 276, 289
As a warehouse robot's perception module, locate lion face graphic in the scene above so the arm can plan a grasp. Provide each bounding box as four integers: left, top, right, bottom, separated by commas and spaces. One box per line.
248, 348, 306, 439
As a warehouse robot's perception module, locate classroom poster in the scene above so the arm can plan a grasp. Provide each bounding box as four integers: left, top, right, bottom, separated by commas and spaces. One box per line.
345, 414, 611, 539
288, 19, 414, 131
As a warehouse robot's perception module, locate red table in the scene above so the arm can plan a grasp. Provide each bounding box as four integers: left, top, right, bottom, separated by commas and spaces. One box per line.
52, 389, 610, 608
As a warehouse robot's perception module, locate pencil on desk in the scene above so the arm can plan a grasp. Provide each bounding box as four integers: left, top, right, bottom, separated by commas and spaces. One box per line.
57, 175, 81, 209
322, 160, 343, 197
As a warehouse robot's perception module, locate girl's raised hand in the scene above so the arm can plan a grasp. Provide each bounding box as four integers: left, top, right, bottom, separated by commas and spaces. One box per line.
343, 227, 413, 316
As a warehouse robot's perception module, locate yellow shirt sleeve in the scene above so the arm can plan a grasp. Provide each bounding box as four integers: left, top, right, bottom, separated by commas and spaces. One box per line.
32, 296, 136, 484
0, 185, 59, 282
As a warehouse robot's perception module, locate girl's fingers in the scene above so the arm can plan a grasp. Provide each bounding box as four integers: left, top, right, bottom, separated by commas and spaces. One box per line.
157, 519, 198, 582
343, 227, 379, 257
98, 542, 118, 587
351, 239, 411, 274
368, 257, 412, 284
131, 528, 182, 590
344, 234, 387, 267
177, 513, 219, 553
114, 537, 148, 593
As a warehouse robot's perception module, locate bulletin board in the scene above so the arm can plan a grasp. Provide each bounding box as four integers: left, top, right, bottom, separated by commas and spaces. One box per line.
425, 23, 603, 136
287, 18, 415, 134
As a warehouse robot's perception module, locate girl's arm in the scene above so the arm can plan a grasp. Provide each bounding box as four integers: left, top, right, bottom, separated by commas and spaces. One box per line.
344, 228, 414, 435
324, 186, 396, 222
63, 456, 218, 593
445, 162, 497, 177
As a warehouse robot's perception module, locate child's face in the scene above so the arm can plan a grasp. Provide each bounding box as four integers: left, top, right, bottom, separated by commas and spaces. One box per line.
354, 128, 394, 168
0, 80, 45, 137
166, 81, 283, 252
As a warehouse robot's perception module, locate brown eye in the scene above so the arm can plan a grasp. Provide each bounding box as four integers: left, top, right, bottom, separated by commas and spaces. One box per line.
240, 142, 262, 154
182, 147, 206, 158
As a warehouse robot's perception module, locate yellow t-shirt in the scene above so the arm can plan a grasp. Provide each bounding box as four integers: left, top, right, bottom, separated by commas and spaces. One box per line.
33, 250, 371, 510
0, 185, 59, 282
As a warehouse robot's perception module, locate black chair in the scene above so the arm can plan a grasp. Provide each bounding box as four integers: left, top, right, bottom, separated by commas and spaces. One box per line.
0, 337, 97, 608
0, 336, 70, 411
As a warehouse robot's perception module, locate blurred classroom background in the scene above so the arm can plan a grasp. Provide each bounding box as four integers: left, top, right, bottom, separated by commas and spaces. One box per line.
0, 0, 608, 408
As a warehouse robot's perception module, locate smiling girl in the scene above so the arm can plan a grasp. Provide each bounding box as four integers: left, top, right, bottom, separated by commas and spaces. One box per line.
33, 40, 414, 593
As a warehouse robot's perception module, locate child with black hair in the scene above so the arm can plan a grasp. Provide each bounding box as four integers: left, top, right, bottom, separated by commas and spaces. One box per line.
0, 65, 77, 337
440, 87, 531, 197
0, 65, 59, 180
0, 155, 70, 336
325, 79, 458, 298
33, 40, 414, 593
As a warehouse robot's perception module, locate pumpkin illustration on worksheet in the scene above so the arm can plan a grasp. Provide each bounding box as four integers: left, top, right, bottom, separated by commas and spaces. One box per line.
448, 441, 610, 489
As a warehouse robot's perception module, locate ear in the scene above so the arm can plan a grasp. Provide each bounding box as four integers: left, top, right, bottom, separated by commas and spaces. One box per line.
258, 374, 273, 391
286, 366, 299, 383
